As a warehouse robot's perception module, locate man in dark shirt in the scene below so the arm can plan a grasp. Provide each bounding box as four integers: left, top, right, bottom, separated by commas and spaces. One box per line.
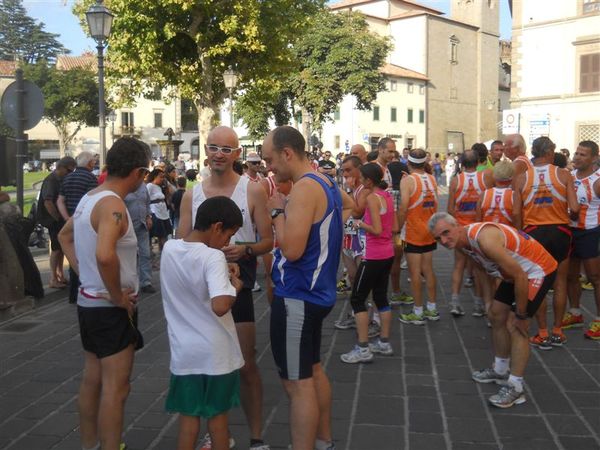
57, 151, 98, 302
37, 156, 76, 289
318, 151, 337, 177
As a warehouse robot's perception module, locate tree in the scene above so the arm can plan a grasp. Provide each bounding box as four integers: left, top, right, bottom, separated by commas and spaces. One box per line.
23, 62, 99, 156
73, 0, 324, 145
0, 0, 69, 63
290, 10, 391, 131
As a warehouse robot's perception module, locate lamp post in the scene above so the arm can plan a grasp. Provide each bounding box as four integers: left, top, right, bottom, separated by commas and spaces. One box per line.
108, 110, 117, 144
86, 0, 114, 167
222, 66, 239, 128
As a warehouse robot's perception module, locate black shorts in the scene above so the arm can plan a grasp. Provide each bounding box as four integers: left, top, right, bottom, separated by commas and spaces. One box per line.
47, 220, 65, 252
494, 271, 557, 317
78, 306, 143, 358
270, 296, 333, 380
150, 215, 173, 239
404, 242, 437, 254
232, 288, 254, 323
524, 224, 571, 263
571, 226, 600, 260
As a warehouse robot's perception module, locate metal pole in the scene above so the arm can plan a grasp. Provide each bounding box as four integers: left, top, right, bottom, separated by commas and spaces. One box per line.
228, 88, 233, 128
97, 42, 106, 167
15, 69, 25, 214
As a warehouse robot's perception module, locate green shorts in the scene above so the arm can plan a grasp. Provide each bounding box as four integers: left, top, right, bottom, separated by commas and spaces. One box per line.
165, 370, 240, 418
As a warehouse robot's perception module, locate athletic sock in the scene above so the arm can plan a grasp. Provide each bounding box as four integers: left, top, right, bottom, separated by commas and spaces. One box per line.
538, 328, 549, 338
250, 439, 265, 447
427, 301, 437, 311
358, 342, 369, 349
414, 306, 424, 316
552, 326, 562, 335
508, 374, 524, 393
494, 357, 510, 375
82, 444, 100, 450
451, 294, 459, 304
569, 308, 582, 315
315, 439, 333, 450
380, 337, 389, 343
474, 296, 484, 305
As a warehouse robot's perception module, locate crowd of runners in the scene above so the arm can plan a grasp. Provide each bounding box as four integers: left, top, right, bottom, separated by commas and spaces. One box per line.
46, 126, 599, 450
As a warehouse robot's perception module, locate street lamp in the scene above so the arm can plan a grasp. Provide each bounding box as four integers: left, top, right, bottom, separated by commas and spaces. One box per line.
222, 66, 239, 128
86, 0, 114, 167
108, 110, 117, 144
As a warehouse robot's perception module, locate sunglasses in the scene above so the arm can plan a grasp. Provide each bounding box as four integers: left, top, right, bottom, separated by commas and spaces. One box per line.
248, 161, 261, 165
206, 145, 239, 154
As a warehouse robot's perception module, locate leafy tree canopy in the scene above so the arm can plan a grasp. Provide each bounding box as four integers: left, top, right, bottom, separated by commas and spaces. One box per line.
0, 0, 69, 63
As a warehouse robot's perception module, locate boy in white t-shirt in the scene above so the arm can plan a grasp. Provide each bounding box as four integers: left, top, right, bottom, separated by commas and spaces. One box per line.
160, 196, 244, 450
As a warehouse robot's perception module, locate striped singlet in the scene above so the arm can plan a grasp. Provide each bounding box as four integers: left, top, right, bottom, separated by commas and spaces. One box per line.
465, 222, 557, 280
522, 164, 569, 226
480, 187, 514, 226
402, 172, 438, 246
454, 171, 486, 226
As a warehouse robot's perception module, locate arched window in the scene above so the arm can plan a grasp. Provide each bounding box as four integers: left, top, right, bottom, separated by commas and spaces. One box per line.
450, 35, 460, 64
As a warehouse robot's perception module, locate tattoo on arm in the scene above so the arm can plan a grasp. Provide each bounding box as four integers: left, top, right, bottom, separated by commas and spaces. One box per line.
112, 212, 123, 225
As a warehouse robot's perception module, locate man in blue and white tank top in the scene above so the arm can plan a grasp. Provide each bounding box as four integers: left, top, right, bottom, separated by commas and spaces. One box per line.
262, 126, 353, 450
58, 137, 151, 450
177, 126, 273, 450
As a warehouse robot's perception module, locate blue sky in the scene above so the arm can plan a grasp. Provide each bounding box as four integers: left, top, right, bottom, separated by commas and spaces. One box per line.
23, 0, 512, 56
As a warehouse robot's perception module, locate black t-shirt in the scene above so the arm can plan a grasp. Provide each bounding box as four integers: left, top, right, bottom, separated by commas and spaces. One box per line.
388, 161, 409, 190
37, 172, 61, 227
318, 159, 336, 172
171, 189, 185, 218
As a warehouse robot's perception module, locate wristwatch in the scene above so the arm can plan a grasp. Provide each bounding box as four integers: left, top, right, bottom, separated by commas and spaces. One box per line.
270, 208, 285, 219
245, 245, 254, 257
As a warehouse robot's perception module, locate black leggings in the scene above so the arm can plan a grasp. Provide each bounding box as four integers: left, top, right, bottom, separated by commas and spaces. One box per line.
350, 257, 394, 314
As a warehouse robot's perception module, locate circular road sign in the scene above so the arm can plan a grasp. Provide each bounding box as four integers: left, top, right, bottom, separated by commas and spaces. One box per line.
1, 80, 44, 131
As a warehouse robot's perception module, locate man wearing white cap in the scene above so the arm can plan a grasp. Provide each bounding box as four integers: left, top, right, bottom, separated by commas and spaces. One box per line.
245, 152, 264, 183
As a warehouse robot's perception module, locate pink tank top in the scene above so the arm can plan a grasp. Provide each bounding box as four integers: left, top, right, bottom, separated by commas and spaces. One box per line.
363, 190, 394, 260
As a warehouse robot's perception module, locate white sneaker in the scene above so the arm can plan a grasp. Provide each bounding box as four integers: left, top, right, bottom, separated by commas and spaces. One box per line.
340, 345, 374, 364
252, 281, 261, 292
369, 340, 394, 356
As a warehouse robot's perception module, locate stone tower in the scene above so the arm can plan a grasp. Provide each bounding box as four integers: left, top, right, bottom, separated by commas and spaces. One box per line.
451, 0, 501, 140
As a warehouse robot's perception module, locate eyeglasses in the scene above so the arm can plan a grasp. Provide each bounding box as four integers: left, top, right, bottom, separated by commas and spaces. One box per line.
206, 145, 240, 154
248, 161, 261, 165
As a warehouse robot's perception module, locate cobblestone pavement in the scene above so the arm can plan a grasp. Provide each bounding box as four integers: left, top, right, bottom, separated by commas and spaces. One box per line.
1, 206, 599, 450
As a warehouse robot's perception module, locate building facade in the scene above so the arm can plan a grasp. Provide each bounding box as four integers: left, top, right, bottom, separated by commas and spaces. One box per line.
509, 0, 600, 150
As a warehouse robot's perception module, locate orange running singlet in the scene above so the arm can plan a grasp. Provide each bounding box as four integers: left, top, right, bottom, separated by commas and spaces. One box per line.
480, 187, 514, 226
403, 173, 438, 245
454, 171, 486, 225
465, 222, 557, 280
522, 164, 569, 226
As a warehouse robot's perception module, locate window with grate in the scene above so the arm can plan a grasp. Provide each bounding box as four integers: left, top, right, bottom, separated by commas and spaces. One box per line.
580, 53, 599, 93
579, 124, 600, 143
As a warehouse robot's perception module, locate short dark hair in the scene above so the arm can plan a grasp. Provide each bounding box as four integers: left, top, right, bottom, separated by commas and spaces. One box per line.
531, 136, 556, 158
176, 176, 187, 188
194, 196, 243, 232
471, 143, 488, 163
272, 126, 306, 157
233, 160, 244, 175
106, 137, 151, 178
56, 156, 76, 169
342, 155, 362, 168
361, 163, 387, 190
579, 140, 599, 157
462, 149, 479, 169
491, 140, 503, 147
377, 137, 394, 150
408, 148, 426, 169
366, 151, 379, 162
553, 152, 567, 169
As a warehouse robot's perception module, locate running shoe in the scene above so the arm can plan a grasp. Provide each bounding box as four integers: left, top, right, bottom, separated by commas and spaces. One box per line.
472, 302, 485, 317
334, 314, 356, 330
389, 291, 414, 306
368, 320, 381, 338
550, 332, 567, 346
252, 281, 262, 292
336, 279, 350, 295
340, 345, 374, 364
471, 367, 509, 384
464, 276, 474, 288
250, 443, 270, 450
561, 312, 584, 329
400, 259, 408, 269
399, 312, 426, 325
369, 339, 394, 356
423, 309, 440, 321
581, 278, 594, 290
450, 303, 465, 317
198, 433, 235, 450
488, 385, 526, 408
529, 334, 552, 350
584, 320, 600, 340
119, 444, 128, 450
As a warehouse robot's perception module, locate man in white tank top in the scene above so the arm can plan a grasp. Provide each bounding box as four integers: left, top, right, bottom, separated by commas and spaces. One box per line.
58, 137, 151, 450
177, 126, 273, 449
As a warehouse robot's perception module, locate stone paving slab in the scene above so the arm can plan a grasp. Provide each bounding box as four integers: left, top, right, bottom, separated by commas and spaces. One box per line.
1, 199, 599, 449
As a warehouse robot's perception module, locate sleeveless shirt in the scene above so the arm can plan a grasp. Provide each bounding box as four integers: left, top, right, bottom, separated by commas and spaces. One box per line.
402, 172, 438, 246
480, 187, 514, 226
522, 164, 569, 226
571, 169, 600, 230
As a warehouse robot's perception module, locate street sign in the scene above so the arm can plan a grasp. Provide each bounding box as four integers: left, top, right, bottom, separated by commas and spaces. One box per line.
1, 79, 44, 131
502, 109, 520, 134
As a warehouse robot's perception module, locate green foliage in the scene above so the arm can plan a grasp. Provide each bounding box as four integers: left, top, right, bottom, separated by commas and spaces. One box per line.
23, 62, 99, 153
0, 0, 69, 63
290, 10, 391, 130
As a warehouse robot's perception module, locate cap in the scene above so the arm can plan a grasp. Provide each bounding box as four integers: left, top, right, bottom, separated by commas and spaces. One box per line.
246, 152, 262, 163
